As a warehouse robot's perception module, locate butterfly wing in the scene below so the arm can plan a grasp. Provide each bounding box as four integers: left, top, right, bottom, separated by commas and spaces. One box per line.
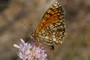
35, 2, 66, 45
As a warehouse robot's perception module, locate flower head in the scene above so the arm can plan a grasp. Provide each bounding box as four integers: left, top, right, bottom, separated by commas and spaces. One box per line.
14, 39, 47, 60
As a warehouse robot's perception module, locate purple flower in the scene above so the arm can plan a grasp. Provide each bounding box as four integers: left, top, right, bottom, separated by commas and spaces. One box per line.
14, 39, 47, 60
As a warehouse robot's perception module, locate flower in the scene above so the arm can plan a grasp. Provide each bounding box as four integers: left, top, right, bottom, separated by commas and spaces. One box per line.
14, 39, 47, 60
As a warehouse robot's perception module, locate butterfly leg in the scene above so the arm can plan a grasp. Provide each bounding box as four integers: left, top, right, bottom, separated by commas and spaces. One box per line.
44, 40, 55, 50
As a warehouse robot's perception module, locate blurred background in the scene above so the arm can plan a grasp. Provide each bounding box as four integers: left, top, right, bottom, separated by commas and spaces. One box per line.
0, 0, 90, 60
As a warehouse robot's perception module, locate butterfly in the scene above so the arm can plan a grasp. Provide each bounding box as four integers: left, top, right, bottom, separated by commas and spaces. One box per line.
34, 2, 66, 49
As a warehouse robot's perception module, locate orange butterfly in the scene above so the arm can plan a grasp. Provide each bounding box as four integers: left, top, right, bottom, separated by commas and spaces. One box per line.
35, 2, 66, 49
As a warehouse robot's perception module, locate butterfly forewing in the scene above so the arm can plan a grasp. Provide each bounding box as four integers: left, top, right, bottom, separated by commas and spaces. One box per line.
35, 2, 66, 45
